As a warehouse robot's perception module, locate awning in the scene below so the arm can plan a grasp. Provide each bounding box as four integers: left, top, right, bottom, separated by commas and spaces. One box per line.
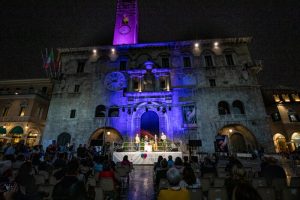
0, 126, 6, 134
9, 126, 23, 134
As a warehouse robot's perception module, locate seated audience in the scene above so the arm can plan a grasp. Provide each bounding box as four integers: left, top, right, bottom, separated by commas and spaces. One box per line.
179, 166, 200, 189
158, 168, 189, 200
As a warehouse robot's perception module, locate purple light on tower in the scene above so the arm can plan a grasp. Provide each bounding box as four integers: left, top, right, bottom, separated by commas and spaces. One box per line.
113, 0, 138, 45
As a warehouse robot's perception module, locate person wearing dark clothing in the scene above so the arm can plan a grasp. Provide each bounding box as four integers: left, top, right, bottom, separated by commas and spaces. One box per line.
52, 159, 87, 200
261, 157, 286, 185
155, 159, 168, 187
15, 162, 47, 200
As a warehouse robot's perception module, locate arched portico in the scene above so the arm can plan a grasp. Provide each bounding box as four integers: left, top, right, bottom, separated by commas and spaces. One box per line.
89, 127, 123, 146
217, 124, 258, 153
130, 102, 170, 139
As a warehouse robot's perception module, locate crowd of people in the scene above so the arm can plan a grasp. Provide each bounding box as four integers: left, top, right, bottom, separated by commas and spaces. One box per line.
0, 140, 297, 200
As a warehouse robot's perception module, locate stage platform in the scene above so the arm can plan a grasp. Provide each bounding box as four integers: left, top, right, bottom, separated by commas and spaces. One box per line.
113, 151, 182, 165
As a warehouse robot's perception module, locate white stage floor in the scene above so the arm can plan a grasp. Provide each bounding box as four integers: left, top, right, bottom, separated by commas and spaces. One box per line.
113, 151, 182, 165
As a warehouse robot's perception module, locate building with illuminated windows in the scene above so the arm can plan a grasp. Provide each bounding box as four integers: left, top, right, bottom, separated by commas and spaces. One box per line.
41, 0, 274, 153
262, 87, 300, 153
0, 79, 52, 146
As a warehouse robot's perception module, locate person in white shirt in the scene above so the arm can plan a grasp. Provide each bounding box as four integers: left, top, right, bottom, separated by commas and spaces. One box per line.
161, 133, 167, 151
135, 134, 140, 151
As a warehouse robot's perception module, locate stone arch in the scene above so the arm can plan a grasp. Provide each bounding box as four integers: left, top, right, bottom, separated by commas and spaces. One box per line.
135, 53, 152, 68
131, 101, 169, 139
26, 128, 41, 147
273, 133, 287, 153
95, 105, 106, 117
291, 132, 300, 150
57, 132, 71, 146
217, 124, 258, 153
89, 127, 123, 146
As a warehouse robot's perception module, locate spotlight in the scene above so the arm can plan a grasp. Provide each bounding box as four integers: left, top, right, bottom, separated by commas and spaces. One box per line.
214, 42, 219, 48
92, 49, 97, 54
111, 48, 115, 53
194, 43, 199, 48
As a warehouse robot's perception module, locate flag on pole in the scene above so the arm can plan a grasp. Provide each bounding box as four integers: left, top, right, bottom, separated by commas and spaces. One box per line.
44, 49, 54, 69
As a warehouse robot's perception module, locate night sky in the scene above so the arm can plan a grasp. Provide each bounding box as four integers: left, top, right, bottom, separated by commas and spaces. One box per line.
1, 0, 299, 89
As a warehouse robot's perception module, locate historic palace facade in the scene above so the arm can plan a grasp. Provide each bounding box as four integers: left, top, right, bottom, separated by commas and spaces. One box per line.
40, 0, 273, 153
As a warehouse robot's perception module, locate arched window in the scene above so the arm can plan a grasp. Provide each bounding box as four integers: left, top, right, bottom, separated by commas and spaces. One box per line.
232, 100, 245, 114
57, 132, 71, 146
218, 101, 230, 115
95, 105, 106, 117
108, 107, 119, 117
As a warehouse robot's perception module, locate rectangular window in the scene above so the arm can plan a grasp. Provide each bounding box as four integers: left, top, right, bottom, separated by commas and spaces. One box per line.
225, 54, 234, 66
2, 107, 9, 117
289, 114, 299, 122
183, 57, 191, 68
74, 85, 80, 93
209, 79, 216, 87
133, 80, 139, 91
77, 61, 85, 73
205, 55, 213, 67
70, 109, 76, 118
19, 107, 25, 117
120, 61, 127, 71
160, 80, 166, 90
162, 57, 170, 68
271, 112, 281, 122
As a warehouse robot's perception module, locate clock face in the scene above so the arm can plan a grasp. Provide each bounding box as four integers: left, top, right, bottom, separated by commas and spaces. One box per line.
119, 25, 131, 34
104, 72, 127, 91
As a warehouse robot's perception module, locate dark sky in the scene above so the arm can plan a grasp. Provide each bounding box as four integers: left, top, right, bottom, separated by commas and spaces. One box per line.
1, 0, 299, 89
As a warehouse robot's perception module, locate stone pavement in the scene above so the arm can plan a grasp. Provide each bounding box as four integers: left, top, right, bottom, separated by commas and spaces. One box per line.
121, 165, 156, 200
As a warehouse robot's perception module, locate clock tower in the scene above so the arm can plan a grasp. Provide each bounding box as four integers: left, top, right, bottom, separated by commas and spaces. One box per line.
113, 0, 138, 45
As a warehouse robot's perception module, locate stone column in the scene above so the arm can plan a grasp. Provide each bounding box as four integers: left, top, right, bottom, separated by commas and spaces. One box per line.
155, 75, 160, 91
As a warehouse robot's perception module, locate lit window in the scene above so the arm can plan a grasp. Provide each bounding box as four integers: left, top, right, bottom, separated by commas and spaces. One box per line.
291, 94, 300, 102
289, 114, 299, 122
282, 94, 290, 102
19, 107, 25, 117
273, 95, 281, 103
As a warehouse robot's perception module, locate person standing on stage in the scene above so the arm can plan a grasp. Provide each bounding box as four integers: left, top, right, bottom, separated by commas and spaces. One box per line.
161, 132, 167, 151
154, 134, 158, 151
135, 134, 140, 151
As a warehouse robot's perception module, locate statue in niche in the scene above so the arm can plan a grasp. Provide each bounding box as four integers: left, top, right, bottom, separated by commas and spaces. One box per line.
122, 14, 129, 25
143, 70, 154, 91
